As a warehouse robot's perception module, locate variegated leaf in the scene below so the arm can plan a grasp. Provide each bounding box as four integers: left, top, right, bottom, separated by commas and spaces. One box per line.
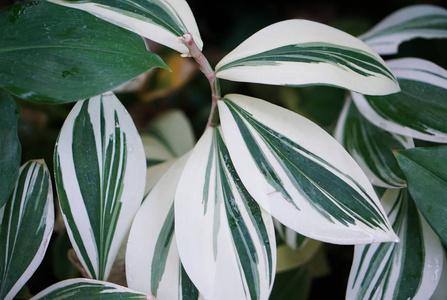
347, 189, 444, 300
218, 94, 398, 245
31, 278, 152, 300
0, 160, 54, 300
394, 146, 447, 246
0, 91, 21, 208
334, 96, 413, 188
215, 20, 399, 95
54, 92, 146, 280
175, 127, 276, 300
352, 58, 447, 143
48, 0, 202, 54
127, 154, 202, 299
360, 5, 447, 55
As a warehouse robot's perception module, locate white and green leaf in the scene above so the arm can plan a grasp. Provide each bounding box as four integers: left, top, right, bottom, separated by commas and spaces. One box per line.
218, 94, 398, 245
0, 160, 54, 300
31, 278, 152, 300
334, 96, 413, 188
175, 127, 276, 300
54, 92, 146, 280
48, 0, 202, 53
215, 20, 399, 95
347, 189, 444, 300
127, 154, 202, 299
360, 5, 447, 55
352, 58, 447, 143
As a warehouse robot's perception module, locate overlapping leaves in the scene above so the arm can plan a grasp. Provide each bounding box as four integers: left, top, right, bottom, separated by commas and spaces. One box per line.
0, 1, 167, 103
352, 58, 447, 143
335, 96, 413, 188
54, 92, 146, 280
347, 189, 444, 299
175, 127, 276, 300
48, 0, 203, 53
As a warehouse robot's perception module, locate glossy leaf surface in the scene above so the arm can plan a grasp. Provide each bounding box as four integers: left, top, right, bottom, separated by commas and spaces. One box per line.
127, 155, 201, 299
175, 127, 276, 300
54, 92, 146, 280
352, 58, 447, 143
360, 5, 447, 55
395, 146, 447, 246
0, 160, 54, 300
0, 91, 21, 207
31, 279, 151, 300
218, 94, 398, 244
215, 20, 399, 95
0, 1, 167, 103
49, 0, 203, 53
335, 96, 413, 188
347, 189, 444, 300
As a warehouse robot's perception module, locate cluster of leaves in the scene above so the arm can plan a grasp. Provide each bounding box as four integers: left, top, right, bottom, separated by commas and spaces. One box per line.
1, 1, 447, 299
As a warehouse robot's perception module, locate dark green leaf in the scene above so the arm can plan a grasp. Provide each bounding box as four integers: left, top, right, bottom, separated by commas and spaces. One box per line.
0, 90, 21, 207
395, 146, 447, 245
0, 1, 167, 103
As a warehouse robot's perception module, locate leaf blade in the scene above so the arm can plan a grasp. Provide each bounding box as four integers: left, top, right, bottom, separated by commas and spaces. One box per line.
352, 58, 447, 143
0, 1, 167, 103
54, 92, 146, 280
0, 160, 54, 300
215, 20, 399, 95
218, 94, 398, 244
360, 5, 447, 55
0, 91, 21, 207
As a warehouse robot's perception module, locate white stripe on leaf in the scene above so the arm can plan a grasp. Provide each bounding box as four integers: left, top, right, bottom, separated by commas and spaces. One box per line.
215, 20, 399, 95
352, 58, 447, 143
334, 96, 413, 189
347, 189, 444, 300
48, 0, 202, 53
360, 5, 447, 55
218, 94, 398, 245
0, 160, 54, 300
126, 154, 202, 299
175, 127, 276, 300
54, 92, 146, 280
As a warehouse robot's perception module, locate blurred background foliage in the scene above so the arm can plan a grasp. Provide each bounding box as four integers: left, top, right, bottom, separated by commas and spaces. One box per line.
1, 0, 446, 298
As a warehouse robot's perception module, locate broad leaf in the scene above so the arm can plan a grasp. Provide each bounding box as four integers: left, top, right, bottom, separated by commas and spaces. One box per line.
334, 96, 413, 188
0, 1, 167, 103
360, 5, 447, 55
215, 20, 399, 95
347, 189, 444, 300
175, 127, 276, 300
31, 278, 151, 300
127, 154, 202, 299
276, 240, 321, 273
352, 58, 447, 143
218, 94, 398, 244
394, 146, 447, 246
0, 160, 54, 300
0, 91, 21, 207
54, 92, 146, 280
48, 0, 203, 53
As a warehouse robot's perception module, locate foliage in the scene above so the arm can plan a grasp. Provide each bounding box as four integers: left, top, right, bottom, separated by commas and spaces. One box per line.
0, 1, 446, 299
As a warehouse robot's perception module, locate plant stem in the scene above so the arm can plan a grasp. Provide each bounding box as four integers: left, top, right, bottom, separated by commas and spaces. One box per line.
181, 33, 221, 128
